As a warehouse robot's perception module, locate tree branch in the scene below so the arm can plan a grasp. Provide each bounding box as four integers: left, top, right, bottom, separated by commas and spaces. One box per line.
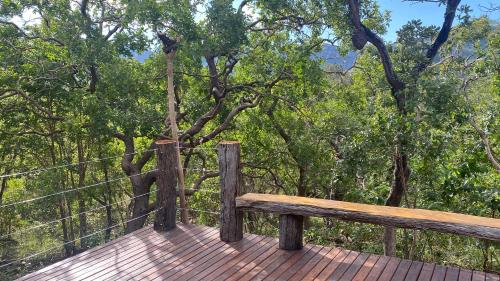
347, 0, 405, 94
415, 0, 461, 73
0, 20, 65, 46
0, 88, 64, 120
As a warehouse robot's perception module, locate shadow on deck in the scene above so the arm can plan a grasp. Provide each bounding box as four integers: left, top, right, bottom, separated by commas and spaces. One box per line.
18, 224, 499, 281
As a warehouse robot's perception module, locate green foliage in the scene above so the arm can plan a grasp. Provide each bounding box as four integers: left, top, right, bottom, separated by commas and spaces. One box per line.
0, 1, 498, 279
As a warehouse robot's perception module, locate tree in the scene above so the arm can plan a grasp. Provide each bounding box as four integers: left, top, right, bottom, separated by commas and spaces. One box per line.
346, 0, 462, 256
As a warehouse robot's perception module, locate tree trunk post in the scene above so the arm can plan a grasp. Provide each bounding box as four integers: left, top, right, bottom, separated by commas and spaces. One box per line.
218, 141, 243, 242
279, 214, 304, 250
154, 140, 178, 231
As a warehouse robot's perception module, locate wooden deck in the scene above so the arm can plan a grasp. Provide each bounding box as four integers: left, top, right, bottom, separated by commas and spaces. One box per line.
18, 224, 499, 281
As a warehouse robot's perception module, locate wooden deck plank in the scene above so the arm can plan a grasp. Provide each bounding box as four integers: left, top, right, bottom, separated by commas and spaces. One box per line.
213, 237, 277, 280
314, 249, 351, 280
445, 267, 461, 281
472, 271, 486, 281
103, 228, 220, 281
80, 224, 208, 280
128, 229, 231, 280
485, 273, 500, 281
175, 235, 267, 281
225, 239, 280, 280
80, 225, 213, 281
327, 250, 360, 281
262, 245, 314, 281
35, 225, 177, 281
418, 263, 437, 281
202, 237, 275, 280
378, 257, 401, 281
158, 235, 259, 280
363, 255, 391, 280
432, 265, 448, 281
288, 247, 332, 281
351, 254, 380, 281
277, 245, 323, 281
404, 261, 424, 281
338, 252, 370, 281
300, 248, 343, 281
391, 259, 413, 281
250, 246, 309, 280
458, 269, 473, 281
234, 247, 295, 281
18, 225, 154, 281
124, 229, 223, 281
19, 223, 494, 281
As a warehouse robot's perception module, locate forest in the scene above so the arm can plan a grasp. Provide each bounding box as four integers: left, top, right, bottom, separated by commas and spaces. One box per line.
0, 0, 498, 280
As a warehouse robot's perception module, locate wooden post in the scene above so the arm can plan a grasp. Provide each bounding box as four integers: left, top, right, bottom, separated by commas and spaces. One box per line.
218, 141, 243, 242
154, 140, 178, 231
279, 214, 303, 250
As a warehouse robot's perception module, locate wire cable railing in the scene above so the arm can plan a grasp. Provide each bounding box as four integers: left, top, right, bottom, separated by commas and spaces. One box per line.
0, 170, 157, 209
0, 207, 162, 270
0, 149, 157, 180
0, 188, 158, 240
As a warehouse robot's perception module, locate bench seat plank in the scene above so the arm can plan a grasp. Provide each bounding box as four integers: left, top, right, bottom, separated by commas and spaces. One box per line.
236, 193, 500, 241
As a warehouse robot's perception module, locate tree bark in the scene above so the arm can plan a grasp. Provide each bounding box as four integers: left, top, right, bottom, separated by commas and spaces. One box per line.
76, 139, 88, 249
384, 147, 410, 255
219, 141, 244, 242
58, 198, 74, 256
469, 119, 500, 171
347, 0, 460, 256
100, 147, 114, 242
158, 34, 189, 223
154, 140, 178, 231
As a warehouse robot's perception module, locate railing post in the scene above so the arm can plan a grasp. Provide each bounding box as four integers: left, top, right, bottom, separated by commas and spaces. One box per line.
279, 214, 303, 250
218, 141, 243, 242
154, 140, 178, 231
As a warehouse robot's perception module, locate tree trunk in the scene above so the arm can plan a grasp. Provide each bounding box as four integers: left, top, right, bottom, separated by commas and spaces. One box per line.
162, 38, 189, 223
384, 146, 410, 256
65, 196, 76, 242
76, 139, 88, 249
58, 198, 74, 256
0, 177, 7, 204
101, 149, 114, 242
125, 178, 150, 234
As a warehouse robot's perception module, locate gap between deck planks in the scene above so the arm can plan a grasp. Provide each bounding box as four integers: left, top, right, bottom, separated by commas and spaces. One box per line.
18, 223, 499, 281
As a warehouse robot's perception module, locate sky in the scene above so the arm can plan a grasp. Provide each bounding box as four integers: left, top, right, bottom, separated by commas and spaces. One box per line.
12, 0, 499, 51
377, 0, 500, 42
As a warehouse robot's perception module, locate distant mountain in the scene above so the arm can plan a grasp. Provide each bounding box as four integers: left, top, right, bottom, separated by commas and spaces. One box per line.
132, 51, 152, 63
312, 44, 357, 70
133, 45, 357, 70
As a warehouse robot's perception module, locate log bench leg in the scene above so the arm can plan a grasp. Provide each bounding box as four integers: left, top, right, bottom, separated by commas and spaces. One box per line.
279, 214, 304, 250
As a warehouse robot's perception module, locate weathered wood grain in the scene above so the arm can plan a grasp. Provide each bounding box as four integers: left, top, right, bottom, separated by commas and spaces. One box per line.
279, 214, 303, 250
218, 141, 243, 242
154, 140, 178, 231
351, 254, 380, 281
20, 223, 498, 281
236, 193, 500, 241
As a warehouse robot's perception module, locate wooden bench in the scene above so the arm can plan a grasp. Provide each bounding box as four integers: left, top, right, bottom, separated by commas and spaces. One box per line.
213, 142, 500, 251
235, 193, 500, 249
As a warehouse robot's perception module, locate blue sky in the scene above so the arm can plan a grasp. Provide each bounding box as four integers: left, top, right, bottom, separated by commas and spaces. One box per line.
377, 0, 500, 42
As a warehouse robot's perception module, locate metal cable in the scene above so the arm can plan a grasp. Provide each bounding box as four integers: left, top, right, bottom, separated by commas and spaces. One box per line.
0, 149, 157, 179
0, 188, 158, 240
0, 207, 162, 270
0, 170, 157, 209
